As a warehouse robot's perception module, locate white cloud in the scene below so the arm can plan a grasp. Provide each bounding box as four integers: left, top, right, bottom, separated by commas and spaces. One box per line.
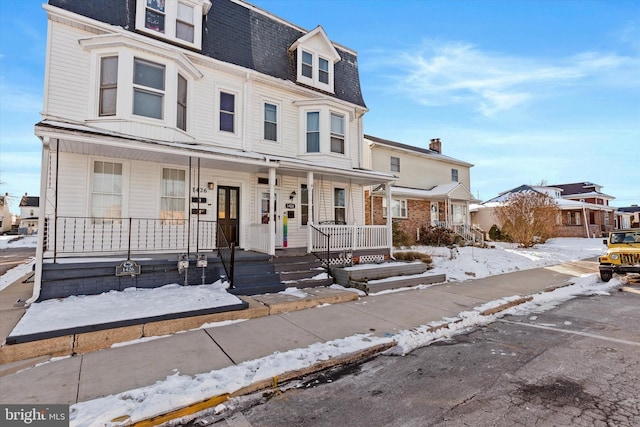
370, 40, 638, 117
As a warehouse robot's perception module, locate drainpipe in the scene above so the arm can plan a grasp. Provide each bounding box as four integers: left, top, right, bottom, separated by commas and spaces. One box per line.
386, 181, 393, 257
27, 138, 55, 306
582, 207, 589, 238
307, 170, 314, 253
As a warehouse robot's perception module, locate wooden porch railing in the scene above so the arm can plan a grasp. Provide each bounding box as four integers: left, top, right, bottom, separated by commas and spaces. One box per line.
44, 216, 217, 258
311, 224, 388, 252
217, 223, 235, 287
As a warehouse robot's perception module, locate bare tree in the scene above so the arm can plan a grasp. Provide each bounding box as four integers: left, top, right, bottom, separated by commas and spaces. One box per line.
494, 191, 560, 248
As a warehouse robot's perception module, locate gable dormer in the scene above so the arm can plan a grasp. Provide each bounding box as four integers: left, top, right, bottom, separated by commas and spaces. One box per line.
289, 26, 341, 93
135, 0, 211, 50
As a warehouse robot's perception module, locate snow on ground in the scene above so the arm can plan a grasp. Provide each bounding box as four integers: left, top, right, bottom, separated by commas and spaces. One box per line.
10, 281, 243, 336
0, 237, 616, 426
0, 235, 37, 292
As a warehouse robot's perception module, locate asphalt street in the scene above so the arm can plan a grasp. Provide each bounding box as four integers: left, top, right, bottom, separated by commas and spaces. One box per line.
197, 287, 640, 427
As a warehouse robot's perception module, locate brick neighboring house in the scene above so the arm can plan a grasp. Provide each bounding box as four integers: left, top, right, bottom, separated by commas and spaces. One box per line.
473, 183, 617, 238
551, 182, 616, 237
19, 194, 40, 235
363, 135, 478, 244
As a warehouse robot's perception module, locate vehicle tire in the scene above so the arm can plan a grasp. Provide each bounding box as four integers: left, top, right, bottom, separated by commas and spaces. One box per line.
600, 271, 612, 282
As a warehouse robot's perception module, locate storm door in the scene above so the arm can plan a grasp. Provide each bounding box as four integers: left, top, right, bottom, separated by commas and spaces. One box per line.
217, 186, 240, 246
260, 190, 283, 247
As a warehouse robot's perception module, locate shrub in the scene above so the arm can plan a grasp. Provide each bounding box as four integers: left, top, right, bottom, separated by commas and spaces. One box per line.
392, 220, 414, 247
393, 251, 433, 265
417, 226, 454, 246
494, 191, 560, 248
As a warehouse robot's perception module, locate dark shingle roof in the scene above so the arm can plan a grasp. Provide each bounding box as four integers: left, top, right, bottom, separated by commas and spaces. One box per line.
48, 0, 366, 107
364, 134, 473, 167
19, 196, 39, 207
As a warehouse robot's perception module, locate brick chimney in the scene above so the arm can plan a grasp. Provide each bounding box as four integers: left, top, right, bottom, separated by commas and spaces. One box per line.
429, 138, 442, 154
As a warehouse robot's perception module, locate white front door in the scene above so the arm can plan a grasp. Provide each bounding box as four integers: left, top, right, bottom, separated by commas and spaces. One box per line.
260, 190, 283, 247
430, 201, 439, 226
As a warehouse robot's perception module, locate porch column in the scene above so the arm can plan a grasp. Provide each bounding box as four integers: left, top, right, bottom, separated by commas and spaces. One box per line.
386, 182, 392, 252
307, 171, 314, 253
269, 167, 276, 255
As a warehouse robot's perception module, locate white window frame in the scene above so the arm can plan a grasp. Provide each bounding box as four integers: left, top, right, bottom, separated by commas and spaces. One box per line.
89, 159, 128, 223
298, 106, 349, 156
390, 156, 400, 173
135, 0, 208, 50
451, 168, 459, 182
306, 111, 321, 153
330, 112, 345, 154
334, 187, 347, 224
177, 73, 188, 131
99, 56, 118, 117
217, 89, 237, 134
133, 57, 166, 120
263, 101, 279, 143
295, 47, 335, 93
382, 198, 407, 219
160, 166, 187, 225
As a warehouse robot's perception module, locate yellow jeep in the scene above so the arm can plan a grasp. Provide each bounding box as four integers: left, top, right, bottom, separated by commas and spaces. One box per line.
598, 229, 640, 282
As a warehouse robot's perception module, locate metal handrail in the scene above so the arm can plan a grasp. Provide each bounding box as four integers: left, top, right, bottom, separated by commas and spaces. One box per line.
217, 223, 235, 288
309, 223, 330, 268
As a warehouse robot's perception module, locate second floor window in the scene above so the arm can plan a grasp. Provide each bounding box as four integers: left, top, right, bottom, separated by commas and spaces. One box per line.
177, 74, 187, 131
451, 168, 459, 182
306, 112, 320, 152
390, 156, 400, 172
92, 161, 123, 220
264, 103, 277, 141
330, 113, 345, 154
220, 92, 235, 132
133, 58, 165, 119
99, 56, 118, 116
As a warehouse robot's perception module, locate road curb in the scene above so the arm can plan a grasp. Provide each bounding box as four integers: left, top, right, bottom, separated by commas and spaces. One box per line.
115, 341, 397, 426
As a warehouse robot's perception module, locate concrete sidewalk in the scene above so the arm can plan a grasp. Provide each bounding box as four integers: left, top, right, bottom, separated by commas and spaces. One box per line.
0, 261, 597, 409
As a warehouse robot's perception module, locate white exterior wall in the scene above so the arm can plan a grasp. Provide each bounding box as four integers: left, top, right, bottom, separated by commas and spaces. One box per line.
370, 146, 471, 190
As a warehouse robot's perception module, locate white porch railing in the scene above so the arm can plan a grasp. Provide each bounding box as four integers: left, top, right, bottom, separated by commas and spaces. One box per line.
311, 224, 388, 252
247, 223, 270, 253
431, 221, 483, 244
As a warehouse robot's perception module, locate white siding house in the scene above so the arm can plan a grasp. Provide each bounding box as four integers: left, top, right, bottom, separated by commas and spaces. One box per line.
32, 0, 395, 300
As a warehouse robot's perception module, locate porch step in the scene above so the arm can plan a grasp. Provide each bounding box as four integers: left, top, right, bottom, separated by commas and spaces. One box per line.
271, 253, 333, 289
227, 253, 285, 296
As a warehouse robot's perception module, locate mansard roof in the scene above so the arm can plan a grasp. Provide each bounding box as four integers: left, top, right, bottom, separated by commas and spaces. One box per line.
48, 0, 366, 107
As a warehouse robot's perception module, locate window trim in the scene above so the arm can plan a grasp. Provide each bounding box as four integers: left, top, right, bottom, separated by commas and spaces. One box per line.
382, 197, 408, 219
330, 112, 345, 154
132, 57, 166, 120
294, 47, 336, 93
135, 0, 208, 50
306, 111, 320, 153
99, 56, 118, 117
89, 158, 128, 222
176, 73, 187, 131
390, 156, 400, 173
263, 101, 279, 143
451, 168, 459, 182
334, 187, 346, 224
218, 90, 236, 134
160, 166, 187, 225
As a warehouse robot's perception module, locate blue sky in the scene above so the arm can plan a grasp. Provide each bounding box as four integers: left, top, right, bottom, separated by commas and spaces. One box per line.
1, 0, 638, 214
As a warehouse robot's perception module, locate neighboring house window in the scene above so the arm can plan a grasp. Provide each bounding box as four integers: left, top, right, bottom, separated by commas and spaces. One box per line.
301, 184, 309, 225
99, 56, 118, 116
176, 2, 194, 43
382, 198, 407, 218
306, 111, 320, 152
451, 168, 459, 182
302, 51, 313, 79
264, 103, 277, 141
567, 211, 581, 225
92, 161, 123, 221
161, 168, 186, 224
133, 58, 165, 119
330, 113, 345, 154
334, 188, 346, 223
219, 92, 235, 132
390, 156, 400, 172
318, 57, 329, 84
177, 74, 187, 131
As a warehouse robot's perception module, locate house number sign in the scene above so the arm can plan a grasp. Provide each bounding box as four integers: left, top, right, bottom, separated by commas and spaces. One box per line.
116, 260, 141, 276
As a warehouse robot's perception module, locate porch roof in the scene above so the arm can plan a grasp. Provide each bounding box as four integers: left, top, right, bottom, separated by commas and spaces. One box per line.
34, 120, 395, 185
374, 182, 477, 202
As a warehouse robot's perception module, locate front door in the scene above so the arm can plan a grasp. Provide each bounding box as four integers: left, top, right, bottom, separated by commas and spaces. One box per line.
217, 186, 240, 246
430, 201, 439, 226
260, 190, 283, 247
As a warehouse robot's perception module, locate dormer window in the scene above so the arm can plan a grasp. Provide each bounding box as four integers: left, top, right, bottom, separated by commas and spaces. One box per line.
289, 26, 341, 93
136, 0, 211, 50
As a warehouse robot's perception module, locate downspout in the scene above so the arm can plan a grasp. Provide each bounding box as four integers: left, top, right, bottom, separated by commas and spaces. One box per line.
307, 170, 314, 253
582, 207, 589, 238
187, 157, 192, 257
27, 138, 55, 305
386, 181, 393, 258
